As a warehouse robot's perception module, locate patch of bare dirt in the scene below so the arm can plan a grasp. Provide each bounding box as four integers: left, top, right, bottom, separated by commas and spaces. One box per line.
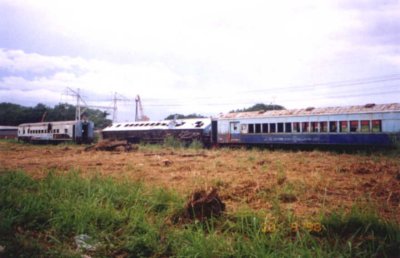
1, 141, 399, 223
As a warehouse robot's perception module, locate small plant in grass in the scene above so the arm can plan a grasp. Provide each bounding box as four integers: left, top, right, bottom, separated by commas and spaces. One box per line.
211, 178, 227, 188
247, 155, 256, 163
163, 136, 184, 149
276, 161, 287, 185
188, 139, 203, 150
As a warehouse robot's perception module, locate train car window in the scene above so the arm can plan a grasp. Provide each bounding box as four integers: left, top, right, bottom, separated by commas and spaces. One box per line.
360, 120, 370, 132
255, 124, 261, 133
372, 120, 381, 132
350, 121, 359, 132
285, 123, 292, 133
301, 122, 309, 133
329, 121, 337, 132
292, 122, 300, 133
320, 122, 327, 132
340, 121, 348, 132
248, 124, 254, 133
311, 122, 318, 132
270, 123, 276, 133
262, 123, 268, 133
195, 121, 204, 128
241, 124, 248, 134
65, 129, 68, 134
277, 123, 284, 133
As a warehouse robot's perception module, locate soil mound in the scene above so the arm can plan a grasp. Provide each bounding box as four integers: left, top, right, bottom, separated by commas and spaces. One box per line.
84, 140, 137, 152
183, 188, 226, 221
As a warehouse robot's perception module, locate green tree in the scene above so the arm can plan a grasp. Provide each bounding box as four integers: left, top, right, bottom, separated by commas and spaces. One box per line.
230, 103, 285, 113
0, 102, 112, 129
164, 113, 206, 120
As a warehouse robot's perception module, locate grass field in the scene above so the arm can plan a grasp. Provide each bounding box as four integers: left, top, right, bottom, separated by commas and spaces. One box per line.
0, 140, 399, 257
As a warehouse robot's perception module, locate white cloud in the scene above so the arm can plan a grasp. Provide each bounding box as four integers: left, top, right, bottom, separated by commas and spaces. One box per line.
1, 0, 399, 121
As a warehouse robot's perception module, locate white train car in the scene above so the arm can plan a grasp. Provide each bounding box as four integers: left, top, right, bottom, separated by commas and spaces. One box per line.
102, 118, 212, 145
18, 120, 94, 144
0, 126, 18, 139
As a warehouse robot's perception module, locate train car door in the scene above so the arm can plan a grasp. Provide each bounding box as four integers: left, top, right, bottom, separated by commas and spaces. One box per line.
229, 122, 241, 143
211, 120, 218, 144
82, 123, 89, 143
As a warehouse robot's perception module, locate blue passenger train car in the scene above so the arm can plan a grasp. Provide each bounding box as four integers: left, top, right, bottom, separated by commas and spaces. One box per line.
215, 103, 400, 148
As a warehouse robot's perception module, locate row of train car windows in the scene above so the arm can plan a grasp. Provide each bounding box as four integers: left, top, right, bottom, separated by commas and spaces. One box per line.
23, 129, 67, 134
118, 122, 169, 127
115, 121, 204, 128
243, 120, 382, 134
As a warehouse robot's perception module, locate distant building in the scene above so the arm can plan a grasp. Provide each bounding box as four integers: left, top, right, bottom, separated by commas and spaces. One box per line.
0, 126, 18, 139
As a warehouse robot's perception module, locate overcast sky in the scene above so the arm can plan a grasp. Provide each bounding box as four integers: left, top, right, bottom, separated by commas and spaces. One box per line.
1, 0, 399, 122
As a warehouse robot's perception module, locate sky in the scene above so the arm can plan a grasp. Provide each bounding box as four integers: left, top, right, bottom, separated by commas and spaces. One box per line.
0, 0, 399, 122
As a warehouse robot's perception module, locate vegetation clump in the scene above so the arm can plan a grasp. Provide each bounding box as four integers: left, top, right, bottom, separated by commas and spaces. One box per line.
0, 170, 399, 257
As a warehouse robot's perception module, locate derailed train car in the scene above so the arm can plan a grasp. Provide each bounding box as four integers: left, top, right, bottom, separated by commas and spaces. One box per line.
215, 103, 400, 148
101, 118, 212, 145
18, 120, 95, 144
100, 103, 400, 148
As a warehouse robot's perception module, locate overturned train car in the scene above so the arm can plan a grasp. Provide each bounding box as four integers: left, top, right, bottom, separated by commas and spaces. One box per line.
101, 118, 212, 145
18, 120, 95, 144
215, 103, 400, 148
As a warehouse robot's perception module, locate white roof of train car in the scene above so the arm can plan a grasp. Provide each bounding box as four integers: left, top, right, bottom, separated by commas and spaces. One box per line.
219, 103, 400, 120
103, 118, 211, 132
18, 120, 78, 127
0, 126, 18, 130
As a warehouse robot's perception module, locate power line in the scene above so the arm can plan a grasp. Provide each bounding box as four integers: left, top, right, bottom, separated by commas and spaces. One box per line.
240, 74, 400, 93
141, 89, 400, 107
142, 74, 400, 103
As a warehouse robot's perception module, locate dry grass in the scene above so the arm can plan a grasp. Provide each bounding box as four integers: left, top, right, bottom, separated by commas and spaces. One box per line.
1, 141, 399, 223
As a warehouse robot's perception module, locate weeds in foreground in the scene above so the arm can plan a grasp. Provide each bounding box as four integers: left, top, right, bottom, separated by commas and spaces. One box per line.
0, 170, 399, 257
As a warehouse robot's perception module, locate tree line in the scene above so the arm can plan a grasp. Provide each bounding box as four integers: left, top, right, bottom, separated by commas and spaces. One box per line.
0, 102, 285, 128
0, 102, 112, 129
230, 103, 285, 113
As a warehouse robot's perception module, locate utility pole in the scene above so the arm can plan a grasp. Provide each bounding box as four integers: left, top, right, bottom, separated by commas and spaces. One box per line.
112, 92, 131, 122
135, 95, 149, 121
66, 87, 88, 121
64, 88, 134, 123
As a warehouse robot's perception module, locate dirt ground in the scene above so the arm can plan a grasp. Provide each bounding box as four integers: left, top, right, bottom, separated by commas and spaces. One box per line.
1, 141, 399, 223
